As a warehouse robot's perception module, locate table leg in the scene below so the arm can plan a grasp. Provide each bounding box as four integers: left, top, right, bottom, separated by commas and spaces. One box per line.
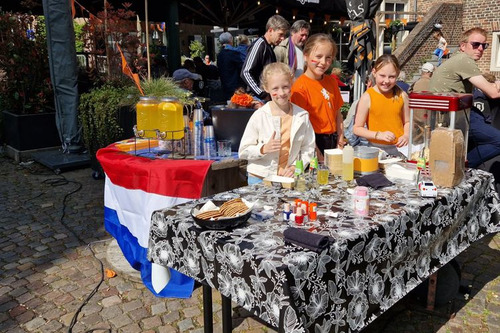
426, 272, 438, 311
221, 294, 232, 333
202, 284, 213, 333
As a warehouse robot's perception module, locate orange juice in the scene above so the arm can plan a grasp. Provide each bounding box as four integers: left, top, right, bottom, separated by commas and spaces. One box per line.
158, 97, 184, 140
136, 96, 159, 138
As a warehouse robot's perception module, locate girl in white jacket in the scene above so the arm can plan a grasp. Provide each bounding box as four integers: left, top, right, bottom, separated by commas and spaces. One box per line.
239, 62, 316, 184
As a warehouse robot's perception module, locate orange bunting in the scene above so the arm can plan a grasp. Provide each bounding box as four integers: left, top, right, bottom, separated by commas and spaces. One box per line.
71, 0, 76, 18
116, 43, 144, 95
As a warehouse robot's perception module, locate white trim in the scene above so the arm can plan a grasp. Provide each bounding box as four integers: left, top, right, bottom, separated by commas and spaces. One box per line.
490, 32, 500, 72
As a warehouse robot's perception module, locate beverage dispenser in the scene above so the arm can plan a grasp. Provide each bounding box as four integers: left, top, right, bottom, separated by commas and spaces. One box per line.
407, 92, 472, 162
157, 97, 184, 140
135, 96, 159, 138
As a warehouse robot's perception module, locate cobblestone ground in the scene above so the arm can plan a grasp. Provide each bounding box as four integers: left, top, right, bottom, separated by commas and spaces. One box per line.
0, 154, 499, 333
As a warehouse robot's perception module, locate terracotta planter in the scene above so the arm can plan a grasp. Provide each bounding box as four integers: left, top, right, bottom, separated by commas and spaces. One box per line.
2, 110, 60, 151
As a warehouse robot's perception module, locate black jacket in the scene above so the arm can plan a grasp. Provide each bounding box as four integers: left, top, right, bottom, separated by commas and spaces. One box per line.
240, 36, 276, 100
217, 47, 244, 101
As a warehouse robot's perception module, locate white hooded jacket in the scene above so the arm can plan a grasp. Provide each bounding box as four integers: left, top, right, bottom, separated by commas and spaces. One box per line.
238, 102, 316, 178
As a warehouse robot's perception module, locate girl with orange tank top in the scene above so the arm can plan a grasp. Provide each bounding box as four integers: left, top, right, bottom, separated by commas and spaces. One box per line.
353, 54, 410, 155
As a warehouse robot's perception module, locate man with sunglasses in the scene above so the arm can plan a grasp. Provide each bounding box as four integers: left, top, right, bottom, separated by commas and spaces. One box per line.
430, 27, 500, 97
430, 27, 500, 183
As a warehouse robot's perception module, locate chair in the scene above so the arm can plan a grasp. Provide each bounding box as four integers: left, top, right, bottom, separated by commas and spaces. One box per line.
210, 106, 255, 152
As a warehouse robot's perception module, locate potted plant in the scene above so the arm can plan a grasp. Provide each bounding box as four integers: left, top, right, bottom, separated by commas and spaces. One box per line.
0, 11, 59, 153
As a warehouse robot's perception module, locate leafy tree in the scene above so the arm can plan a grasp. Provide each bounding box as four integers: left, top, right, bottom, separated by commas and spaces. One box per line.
189, 40, 205, 59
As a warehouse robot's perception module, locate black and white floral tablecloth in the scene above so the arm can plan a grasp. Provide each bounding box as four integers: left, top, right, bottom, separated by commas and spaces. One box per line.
148, 169, 500, 332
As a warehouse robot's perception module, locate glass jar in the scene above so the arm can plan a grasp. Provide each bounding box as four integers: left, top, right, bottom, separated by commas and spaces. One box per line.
157, 97, 184, 140
136, 96, 159, 138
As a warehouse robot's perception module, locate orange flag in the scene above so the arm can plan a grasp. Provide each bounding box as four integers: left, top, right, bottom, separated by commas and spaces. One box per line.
116, 43, 144, 95
71, 0, 76, 18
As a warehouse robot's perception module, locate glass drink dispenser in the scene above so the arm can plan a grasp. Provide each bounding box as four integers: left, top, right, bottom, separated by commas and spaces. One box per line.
407, 92, 472, 162
135, 96, 159, 138
157, 97, 184, 140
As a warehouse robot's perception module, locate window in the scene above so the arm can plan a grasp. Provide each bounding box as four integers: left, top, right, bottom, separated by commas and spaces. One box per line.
490, 32, 500, 72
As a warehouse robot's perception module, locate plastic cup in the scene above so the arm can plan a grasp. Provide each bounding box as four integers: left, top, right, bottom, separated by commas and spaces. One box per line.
316, 162, 329, 185
217, 140, 232, 157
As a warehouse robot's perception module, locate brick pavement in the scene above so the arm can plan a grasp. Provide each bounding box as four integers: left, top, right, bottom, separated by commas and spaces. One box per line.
0, 154, 499, 333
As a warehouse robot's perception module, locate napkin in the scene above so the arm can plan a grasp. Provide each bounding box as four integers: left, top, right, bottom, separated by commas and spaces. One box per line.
283, 227, 333, 253
356, 173, 394, 189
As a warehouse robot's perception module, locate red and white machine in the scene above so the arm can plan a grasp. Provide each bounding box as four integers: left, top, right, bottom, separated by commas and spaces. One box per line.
407, 92, 472, 162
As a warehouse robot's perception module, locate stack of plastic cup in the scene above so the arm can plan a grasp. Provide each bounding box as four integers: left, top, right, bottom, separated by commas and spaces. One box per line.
204, 125, 216, 159
183, 115, 192, 155
193, 108, 204, 158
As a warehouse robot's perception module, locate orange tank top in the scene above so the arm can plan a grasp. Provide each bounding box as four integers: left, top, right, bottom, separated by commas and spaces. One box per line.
366, 87, 405, 145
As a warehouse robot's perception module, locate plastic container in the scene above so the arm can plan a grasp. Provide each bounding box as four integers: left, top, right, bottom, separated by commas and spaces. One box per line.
342, 145, 354, 181
353, 146, 379, 175
193, 108, 204, 158
353, 186, 370, 216
157, 97, 184, 140
136, 96, 159, 138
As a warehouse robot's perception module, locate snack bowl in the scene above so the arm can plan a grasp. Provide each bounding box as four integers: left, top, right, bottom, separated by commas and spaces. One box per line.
191, 200, 252, 230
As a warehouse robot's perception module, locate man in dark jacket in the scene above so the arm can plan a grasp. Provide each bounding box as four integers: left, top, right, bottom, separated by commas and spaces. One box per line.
240, 15, 289, 101
217, 32, 244, 101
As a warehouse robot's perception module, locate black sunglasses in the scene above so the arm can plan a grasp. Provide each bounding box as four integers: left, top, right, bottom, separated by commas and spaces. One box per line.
469, 42, 489, 50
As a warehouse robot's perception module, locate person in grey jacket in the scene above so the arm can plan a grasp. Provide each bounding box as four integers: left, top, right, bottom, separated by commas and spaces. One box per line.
239, 63, 315, 184
274, 20, 310, 78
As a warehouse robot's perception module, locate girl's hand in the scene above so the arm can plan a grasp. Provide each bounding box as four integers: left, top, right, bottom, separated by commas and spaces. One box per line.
396, 135, 409, 147
279, 165, 295, 178
377, 131, 396, 143
261, 131, 281, 154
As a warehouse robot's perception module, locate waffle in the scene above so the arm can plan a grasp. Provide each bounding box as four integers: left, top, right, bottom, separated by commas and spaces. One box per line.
195, 198, 249, 220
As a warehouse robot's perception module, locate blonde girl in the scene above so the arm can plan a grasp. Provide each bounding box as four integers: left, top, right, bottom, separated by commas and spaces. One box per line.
291, 33, 344, 160
239, 62, 315, 185
353, 54, 410, 156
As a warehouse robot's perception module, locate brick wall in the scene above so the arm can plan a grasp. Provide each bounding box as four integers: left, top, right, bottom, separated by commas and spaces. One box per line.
461, 0, 500, 76
393, 3, 463, 77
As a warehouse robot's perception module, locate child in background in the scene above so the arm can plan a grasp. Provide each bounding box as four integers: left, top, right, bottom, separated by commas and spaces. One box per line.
239, 62, 316, 185
291, 33, 344, 160
353, 54, 410, 156
432, 30, 448, 66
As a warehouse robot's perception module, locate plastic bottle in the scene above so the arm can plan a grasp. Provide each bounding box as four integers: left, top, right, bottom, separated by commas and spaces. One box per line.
192, 107, 204, 158
308, 150, 318, 187
309, 202, 317, 221
136, 96, 159, 138
342, 145, 354, 181
294, 151, 304, 177
353, 186, 370, 216
157, 97, 184, 140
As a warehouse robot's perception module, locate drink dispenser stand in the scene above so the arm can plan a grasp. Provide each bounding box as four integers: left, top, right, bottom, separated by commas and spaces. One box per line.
133, 95, 189, 159
407, 92, 472, 163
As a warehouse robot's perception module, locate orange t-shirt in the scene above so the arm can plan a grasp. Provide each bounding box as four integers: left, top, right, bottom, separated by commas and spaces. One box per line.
291, 74, 343, 134
366, 87, 405, 145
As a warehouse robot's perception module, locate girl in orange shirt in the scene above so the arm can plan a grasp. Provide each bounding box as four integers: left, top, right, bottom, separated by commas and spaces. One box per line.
353, 54, 410, 156
291, 33, 344, 160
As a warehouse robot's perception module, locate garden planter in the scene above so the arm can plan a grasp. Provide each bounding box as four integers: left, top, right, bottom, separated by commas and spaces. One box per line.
2, 110, 60, 151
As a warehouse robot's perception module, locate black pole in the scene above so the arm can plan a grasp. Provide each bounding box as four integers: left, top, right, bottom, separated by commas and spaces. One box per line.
202, 284, 213, 333
166, 0, 181, 72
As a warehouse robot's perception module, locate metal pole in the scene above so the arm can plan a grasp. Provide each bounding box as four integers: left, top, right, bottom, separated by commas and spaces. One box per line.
145, 0, 151, 81
104, 0, 111, 79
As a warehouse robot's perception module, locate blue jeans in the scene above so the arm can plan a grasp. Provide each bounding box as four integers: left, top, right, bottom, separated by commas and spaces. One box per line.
434, 48, 444, 66
467, 110, 500, 168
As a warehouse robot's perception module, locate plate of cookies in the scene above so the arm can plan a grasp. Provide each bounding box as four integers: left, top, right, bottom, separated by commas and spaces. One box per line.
191, 198, 253, 230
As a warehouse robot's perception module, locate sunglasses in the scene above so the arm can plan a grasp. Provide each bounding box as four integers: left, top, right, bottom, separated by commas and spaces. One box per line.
469, 42, 489, 50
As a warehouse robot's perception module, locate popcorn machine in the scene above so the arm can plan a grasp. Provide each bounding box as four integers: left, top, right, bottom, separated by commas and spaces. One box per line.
407, 92, 473, 162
